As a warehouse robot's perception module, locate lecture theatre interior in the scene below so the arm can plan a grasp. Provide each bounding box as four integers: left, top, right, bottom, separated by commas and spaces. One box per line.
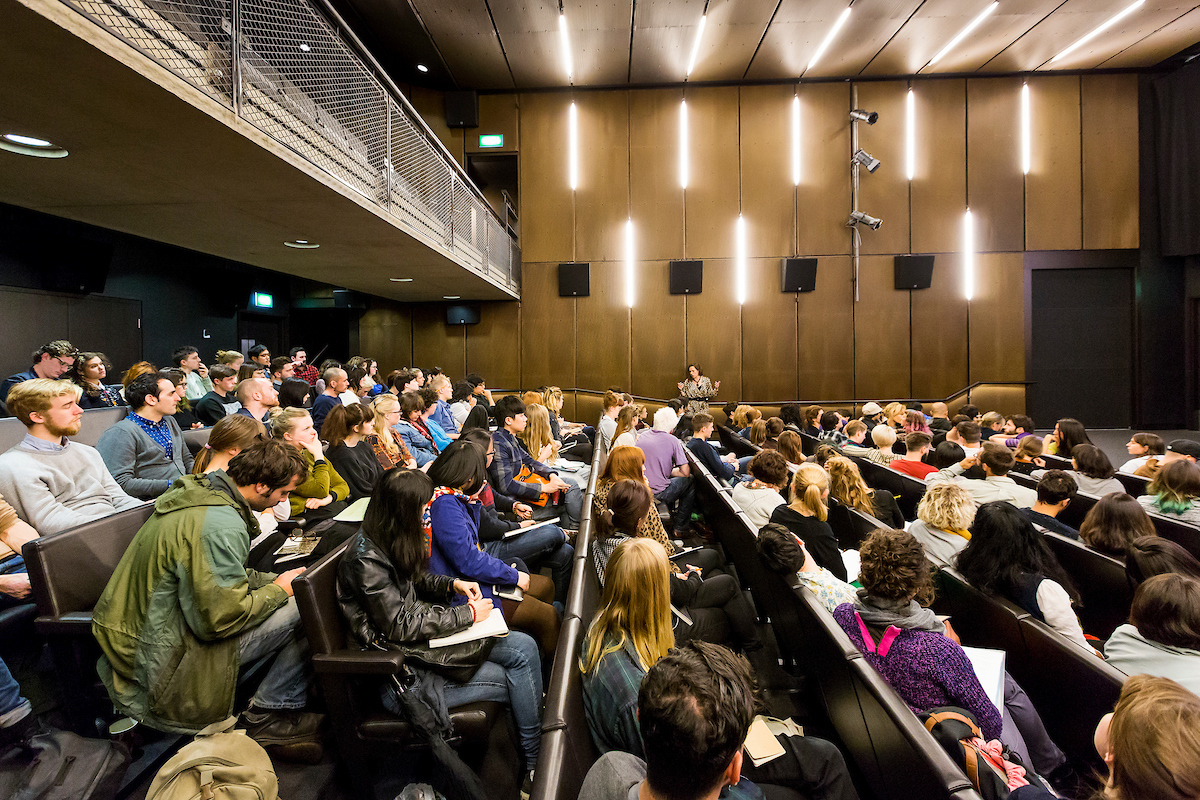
2, 0, 1200, 798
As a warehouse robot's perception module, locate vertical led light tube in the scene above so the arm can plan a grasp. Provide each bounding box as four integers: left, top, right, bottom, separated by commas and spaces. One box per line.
625, 218, 636, 308
558, 13, 573, 83
736, 215, 748, 305
963, 209, 975, 301
1021, 83, 1031, 175
905, 89, 915, 180
679, 100, 689, 189
568, 102, 579, 190
791, 94, 801, 186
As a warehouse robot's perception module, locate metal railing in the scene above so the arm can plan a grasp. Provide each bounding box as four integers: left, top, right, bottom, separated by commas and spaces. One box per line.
59, 0, 521, 295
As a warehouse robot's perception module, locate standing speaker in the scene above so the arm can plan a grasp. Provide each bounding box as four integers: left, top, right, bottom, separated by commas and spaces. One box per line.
669, 260, 703, 295
894, 255, 935, 290
781, 257, 818, 292
558, 263, 590, 297
445, 91, 479, 128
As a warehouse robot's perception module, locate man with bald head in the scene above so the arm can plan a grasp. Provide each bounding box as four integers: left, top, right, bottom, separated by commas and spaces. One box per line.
929, 402, 952, 434
236, 377, 279, 424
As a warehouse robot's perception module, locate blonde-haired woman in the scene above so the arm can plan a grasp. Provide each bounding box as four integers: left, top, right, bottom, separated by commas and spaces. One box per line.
364, 394, 419, 471
581, 535, 675, 756
193, 414, 287, 543
909, 482, 976, 565
866, 424, 900, 465
269, 406, 350, 523
826, 456, 905, 528
215, 350, 244, 371
882, 402, 907, 431
523, 403, 590, 491
611, 404, 640, 449
542, 385, 594, 463
768, 463, 847, 581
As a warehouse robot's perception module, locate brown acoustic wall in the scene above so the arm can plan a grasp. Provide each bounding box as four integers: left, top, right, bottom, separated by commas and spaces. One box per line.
364, 76, 1139, 415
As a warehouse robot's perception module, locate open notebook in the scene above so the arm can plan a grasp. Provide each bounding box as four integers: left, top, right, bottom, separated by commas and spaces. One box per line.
961, 646, 1006, 713
428, 610, 510, 648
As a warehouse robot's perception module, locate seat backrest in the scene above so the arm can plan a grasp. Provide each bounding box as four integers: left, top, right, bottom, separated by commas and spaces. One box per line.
848, 657, 983, 800
1056, 490, 1099, 530
854, 458, 925, 521
182, 426, 211, 457
0, 417, 27, 454
933, 568, 1032, 676
1042, 532, 1132, 639
292, 538, 353, 658
23, 503, 154, 619
716, 425, 758, 459
799, 432, 819, 457
1146, 511, 1200, 559
1114, 472, 1148, 497
1016, 617, 1125, 767
74, 406, 130, 447
827, 499, 886, 550
1039, 453, 1073, 471
1008, 471, 1037, 490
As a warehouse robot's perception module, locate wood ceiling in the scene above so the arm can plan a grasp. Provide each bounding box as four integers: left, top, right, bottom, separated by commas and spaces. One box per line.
354, 0, 1200, 90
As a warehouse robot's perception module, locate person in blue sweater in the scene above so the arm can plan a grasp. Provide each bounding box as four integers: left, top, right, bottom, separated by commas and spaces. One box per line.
426, 441, 561, 658
686, 413, 738, 483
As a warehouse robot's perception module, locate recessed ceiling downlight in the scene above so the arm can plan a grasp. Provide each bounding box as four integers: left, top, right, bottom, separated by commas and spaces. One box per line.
390, 278, 414, 282
417, 64, 429, 73
284, 240, 319, 249
1, 133, 68, 158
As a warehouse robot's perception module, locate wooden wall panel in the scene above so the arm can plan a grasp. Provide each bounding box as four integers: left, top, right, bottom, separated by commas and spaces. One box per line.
408, 87, 465, 166
631, 260, 686, 399
1026, 76, 1082, 251
1082, 74, 1139, 250
630, 89, 685, 261
359, 301, 412, 375
575, 261, 632, 392
798, 257, 855, 400
685, 259, 742, 404
854, 256, 910, 400
797, 83, 852, 256
518, 93, 573, 263
466, 94, 519, 154
969, 253, 1025, 383
739, 84, 795, 258
911, 79, 966, 254
741, 258, 798, 401
519, 262, 575, 389
967, 77, 1024, 253
684, 87, 741, 259
411, 305, 466, 379
911, 264, 969, 399
574, 92, 630, 262
854, 81, 911, 256
466, 301, 520, 389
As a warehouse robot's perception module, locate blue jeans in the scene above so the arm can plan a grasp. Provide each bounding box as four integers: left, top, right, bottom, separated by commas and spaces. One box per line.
484, 526, 575, 604
237, 599, 313, 711
386, 631, 543, 771
532, 484, 583, 529
0, 656, 30, 727
656, 476, 696, 534
0, 556, 28, 611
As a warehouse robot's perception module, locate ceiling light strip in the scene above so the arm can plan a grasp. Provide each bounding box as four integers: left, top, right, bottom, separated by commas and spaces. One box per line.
927, 2, 999, 68
1051, 0, 1145, 64
686, 15, 708, 77
807, 6, 852, 73
558, 13, 574, 83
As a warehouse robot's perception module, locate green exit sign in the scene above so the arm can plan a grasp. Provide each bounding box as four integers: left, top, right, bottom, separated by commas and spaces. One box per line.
478, 134, 504, 148
252, 292, 274, 309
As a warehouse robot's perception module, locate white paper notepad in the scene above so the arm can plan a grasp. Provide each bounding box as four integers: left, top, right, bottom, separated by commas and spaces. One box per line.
961, 646, 1006, 713
428, 609, 510, 648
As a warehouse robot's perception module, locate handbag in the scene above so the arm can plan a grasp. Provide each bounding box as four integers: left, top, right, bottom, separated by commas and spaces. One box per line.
515, 464, 557, 508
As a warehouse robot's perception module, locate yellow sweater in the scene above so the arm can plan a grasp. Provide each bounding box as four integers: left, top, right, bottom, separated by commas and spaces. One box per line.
289, 448, 350, 517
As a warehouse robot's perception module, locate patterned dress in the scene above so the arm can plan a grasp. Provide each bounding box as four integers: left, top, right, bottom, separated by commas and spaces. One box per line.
680, 376, 715, 414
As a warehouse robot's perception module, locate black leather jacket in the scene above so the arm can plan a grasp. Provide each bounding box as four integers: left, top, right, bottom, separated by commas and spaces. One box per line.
337, 532, 474, 649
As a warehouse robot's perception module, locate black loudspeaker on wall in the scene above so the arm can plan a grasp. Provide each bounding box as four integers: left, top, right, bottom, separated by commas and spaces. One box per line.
446, 305, 481, 325
894, 255, 935, 290
558, 263, 590, 297
781, 258, 818, 292
445, 91, 479, 128
669, 260, 703, 295
45, 237, 113, 294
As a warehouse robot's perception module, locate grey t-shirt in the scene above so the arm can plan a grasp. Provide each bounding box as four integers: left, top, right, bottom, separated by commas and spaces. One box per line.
579, 752, 645, 800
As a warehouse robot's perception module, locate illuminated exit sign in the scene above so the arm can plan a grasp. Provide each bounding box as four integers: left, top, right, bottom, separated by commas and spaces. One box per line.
478, 134, 504, 148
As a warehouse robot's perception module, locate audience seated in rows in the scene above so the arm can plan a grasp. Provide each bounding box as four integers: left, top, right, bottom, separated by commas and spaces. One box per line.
1032, 443, 1124, 496
595, 446, 679, 556
817, 410, 850, 448
826, 456, 904, 529
336, 468, 542, 791
611, 405, 640, 449
363, 393, 418, 471
890, 431, 937, 478
490, 395, 582, 530
864, 424, 898, 465
0, 491, 38, 611
449, 380, 477, 429
269, 407, 350, 526
247, 345, 272, 380
96, 373, 194, 500
907, 481, 976, 565
1077, 493, 1157, 557
956, 502, 1093, 652
0, 379, 142, 534
758, 523, 857, 612
416, 387, 452, 450
1125, 535, 1200, 587
769, 463, 846, 581
396, 391, 439, 466
1045, 418, 1091, 457
92, 439, 322, 751
833, 528, 1069, 781
289, 347, 318, 386
322, 404, 382, 502
1010, 435, 1045, 476
1103, 573, 1200, 694
310, 367, 345, 433
1019, 470, 1080, 538
270, 357, 294, 390
731, 450, 788, 531
277, 377, 311, 410
0, 339, 76, 405
625, 407, 691, 537
988, 414, 1036, 449
173, 346, 213, 402
194, 364, 242, 426
928, 443, 1036, 508
1137, 459, 1200, 524
68, 352, 126, 409
687, 413, 737, 482
160, 368, 205, 430
237, 377, 278, 423
192, 414, 288, 541
927, 402, 952, 433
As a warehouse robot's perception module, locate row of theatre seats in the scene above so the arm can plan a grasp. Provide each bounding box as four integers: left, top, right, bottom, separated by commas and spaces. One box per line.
0, 405, 213, 456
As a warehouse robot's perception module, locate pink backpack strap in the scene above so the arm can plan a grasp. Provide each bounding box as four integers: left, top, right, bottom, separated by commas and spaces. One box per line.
853, 611, 902, 657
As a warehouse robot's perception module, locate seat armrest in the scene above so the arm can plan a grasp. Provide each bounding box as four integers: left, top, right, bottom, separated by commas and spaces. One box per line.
35, 611, 94, 636
312, 649, 404, 675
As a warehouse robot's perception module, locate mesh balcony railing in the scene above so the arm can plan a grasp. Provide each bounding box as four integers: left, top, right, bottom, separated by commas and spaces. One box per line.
58, 0, 521, 295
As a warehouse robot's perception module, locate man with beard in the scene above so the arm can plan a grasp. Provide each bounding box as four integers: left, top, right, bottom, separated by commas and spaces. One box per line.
0, 379, 143, 534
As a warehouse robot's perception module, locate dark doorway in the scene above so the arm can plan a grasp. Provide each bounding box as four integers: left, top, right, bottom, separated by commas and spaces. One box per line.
1030, 268, 1133, 429
237, 313, 282, 360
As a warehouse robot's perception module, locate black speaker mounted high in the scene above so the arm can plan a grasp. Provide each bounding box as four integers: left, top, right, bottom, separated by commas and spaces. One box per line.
446, 305, 480, 325
781, 257, 818, 292
558, 263, 590, 297
894, 255, 935, 290
42, 237, 113, 294
669, 260, 703, 295
445, 91, 479, 128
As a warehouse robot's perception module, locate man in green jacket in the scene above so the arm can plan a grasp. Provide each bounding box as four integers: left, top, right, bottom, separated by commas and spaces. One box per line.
92, 438, 323, 756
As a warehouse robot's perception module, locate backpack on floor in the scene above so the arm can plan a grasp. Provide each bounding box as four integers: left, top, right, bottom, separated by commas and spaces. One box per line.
0, 728, 131, 800
919, 707, 1026, 800
146, 717, 277, 800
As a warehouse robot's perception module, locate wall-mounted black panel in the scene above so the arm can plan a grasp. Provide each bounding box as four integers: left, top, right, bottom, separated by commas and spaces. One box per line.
894, 255, 935, 290
781, 258, 817, 292
446, 304, 481, 325
558, 262, 590, 297
669, 260, 703, 295
445, 91, 479, 128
